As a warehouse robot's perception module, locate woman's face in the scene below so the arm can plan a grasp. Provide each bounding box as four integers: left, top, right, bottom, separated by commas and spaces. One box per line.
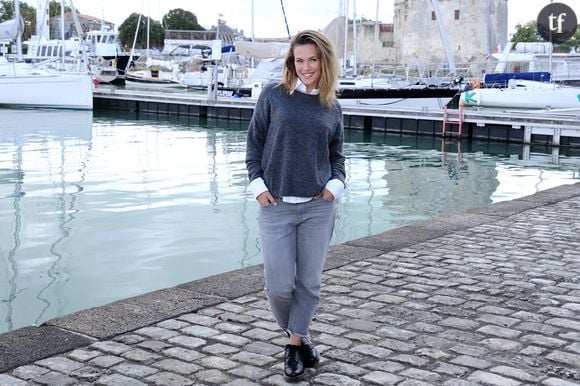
293, 43, 321, 93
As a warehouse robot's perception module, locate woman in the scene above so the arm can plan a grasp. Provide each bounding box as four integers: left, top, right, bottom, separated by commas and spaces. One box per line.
245, 30, 345, 382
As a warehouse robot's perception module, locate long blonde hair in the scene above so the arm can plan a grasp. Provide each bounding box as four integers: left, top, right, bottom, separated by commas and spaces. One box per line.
279, 30, 339, 107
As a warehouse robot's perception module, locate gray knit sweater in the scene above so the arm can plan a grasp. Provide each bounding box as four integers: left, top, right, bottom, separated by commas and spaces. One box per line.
246, 83, 345, 199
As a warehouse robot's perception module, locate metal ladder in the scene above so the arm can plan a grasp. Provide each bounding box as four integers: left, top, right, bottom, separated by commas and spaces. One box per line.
443, 105, 464, 137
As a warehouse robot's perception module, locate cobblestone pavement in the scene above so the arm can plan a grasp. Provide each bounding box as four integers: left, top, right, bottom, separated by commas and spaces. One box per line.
1, 184, 580, 385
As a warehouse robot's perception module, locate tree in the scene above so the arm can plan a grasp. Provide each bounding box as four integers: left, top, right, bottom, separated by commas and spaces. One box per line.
559, 27, 580, 53
0, 0, 36, 41
510, 21, 543, 45
48, 0, 71, 17
511, 20, 580, 53
162, 8, 204, 30
118, 13, 164, 50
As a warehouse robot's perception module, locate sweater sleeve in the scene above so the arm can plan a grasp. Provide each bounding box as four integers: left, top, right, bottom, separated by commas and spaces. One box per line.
329, 105, 346, 185
245, 87, 271, 183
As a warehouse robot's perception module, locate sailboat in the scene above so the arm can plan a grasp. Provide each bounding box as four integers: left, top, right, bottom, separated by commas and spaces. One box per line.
0, 0, 93, 110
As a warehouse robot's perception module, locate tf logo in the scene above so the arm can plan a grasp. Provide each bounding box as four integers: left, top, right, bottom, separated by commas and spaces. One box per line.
536, 2, 578, 44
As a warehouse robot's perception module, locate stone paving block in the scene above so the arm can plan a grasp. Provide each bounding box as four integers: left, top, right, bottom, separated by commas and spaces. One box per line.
90, 341, 132, 355
193, 369, 233, 384
314, 372, 362, 385
361, 371, 402, 385
228, 364, 272, 381
322, 349, 365, 364
145, 371, 195, 386
198, 356, 239, 370
153, 358, 201, 375
177, 313, 220, 326
230, 351, 277, 367
489, 366, 537, 383
520, 334, 567, 348
136, 340, 172, 352
0, 374, 27, 386
480, 338, 522, 351
243, 341, 279, 356
88, 355, 125, 368
467, 370, 521, 385
450, 355, 492, 370
122, 348, 162, 362
111, 362, 159, 378
399, 367, 442, 382
476, 325, 521, 339
545, 350, 580, 368
34, 356, 84, 373
30, 371, 78, 386
10, 364, 50, 380
96, 373, 148, 386
70, 365, 103, 382
163, 347, 206, 362
167, 335, 207, 349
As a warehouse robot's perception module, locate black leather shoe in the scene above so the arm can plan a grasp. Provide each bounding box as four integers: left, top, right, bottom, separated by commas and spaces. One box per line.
300, 337, 320, 368
284, 344, 305, 382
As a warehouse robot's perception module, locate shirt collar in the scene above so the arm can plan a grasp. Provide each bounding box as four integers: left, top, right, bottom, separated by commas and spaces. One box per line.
293, 79, 320, 95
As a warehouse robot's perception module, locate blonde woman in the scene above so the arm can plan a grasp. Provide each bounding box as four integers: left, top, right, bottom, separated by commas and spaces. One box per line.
246, 30, 345, 382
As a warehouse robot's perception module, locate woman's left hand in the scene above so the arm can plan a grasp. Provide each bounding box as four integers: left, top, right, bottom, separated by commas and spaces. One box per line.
315, 188, 335, 201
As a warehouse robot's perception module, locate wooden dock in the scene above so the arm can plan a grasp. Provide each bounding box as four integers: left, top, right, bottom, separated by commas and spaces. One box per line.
93, 87, 580, 147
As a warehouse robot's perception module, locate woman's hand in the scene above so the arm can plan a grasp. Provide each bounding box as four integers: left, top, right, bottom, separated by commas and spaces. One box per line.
315, 188, 335, 202
257, 191, 277, 207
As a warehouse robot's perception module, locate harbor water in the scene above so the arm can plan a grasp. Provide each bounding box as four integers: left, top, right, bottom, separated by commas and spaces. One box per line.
1, 108, 579, 334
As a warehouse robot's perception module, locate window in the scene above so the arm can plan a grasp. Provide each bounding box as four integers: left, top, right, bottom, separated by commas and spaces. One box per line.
455, 10, 460, 20
432, 11, 436, 20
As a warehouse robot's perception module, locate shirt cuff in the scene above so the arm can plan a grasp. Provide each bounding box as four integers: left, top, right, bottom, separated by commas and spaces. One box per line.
249, 177, 268, 199
325, 179, 345, 199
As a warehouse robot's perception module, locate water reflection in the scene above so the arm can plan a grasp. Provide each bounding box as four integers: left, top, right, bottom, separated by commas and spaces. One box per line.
0, 109, 93, 332
1, 109, 579, 333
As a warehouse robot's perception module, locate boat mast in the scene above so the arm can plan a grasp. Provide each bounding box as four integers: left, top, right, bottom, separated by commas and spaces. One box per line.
352, 0, 357, 77
430, 0, 456, 75
280, 0, 291, 39
371, 0, 379, 86
342, 0, 349, 76
14, 0, 22, 61
60, 0, 65, 67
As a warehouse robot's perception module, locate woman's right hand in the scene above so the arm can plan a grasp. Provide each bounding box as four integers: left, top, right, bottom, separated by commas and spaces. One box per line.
257, 191, 277, 207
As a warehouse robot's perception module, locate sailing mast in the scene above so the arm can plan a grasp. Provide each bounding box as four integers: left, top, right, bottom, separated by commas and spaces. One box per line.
280, 0, 291, 39
14, 0, 22, 61
431, 0, 457, 75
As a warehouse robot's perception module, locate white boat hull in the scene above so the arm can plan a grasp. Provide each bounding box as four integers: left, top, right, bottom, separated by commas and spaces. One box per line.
460, 80, 580, 110
0, 73, 93, 110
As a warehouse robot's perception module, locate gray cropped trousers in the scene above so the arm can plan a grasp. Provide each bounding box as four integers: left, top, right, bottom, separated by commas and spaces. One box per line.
258, 198, 336, 337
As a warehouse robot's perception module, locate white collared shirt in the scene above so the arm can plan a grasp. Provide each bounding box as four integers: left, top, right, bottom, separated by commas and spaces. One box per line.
249, 80, 345, 203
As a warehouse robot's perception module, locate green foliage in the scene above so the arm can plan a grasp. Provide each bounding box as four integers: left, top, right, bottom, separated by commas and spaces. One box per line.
48, 0, 71, 17
118, 13, 164, 50
0, 0, 36, 41
511, 21, 544, 44
162, 8, 204, 30
0, 0, 14, 22
559, 27, 580, 53
511, 20, 580, 52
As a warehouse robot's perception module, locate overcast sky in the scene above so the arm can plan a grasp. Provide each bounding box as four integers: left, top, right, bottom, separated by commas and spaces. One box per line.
67, 0, 579, 39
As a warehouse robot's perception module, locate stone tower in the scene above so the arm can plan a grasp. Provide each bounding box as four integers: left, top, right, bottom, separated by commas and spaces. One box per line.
393, 0, 508, 72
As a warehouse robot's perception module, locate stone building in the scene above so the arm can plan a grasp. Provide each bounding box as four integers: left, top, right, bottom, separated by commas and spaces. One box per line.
393, 0, 508, 69
336, 0, 507, 76
50, 12, 115, 39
